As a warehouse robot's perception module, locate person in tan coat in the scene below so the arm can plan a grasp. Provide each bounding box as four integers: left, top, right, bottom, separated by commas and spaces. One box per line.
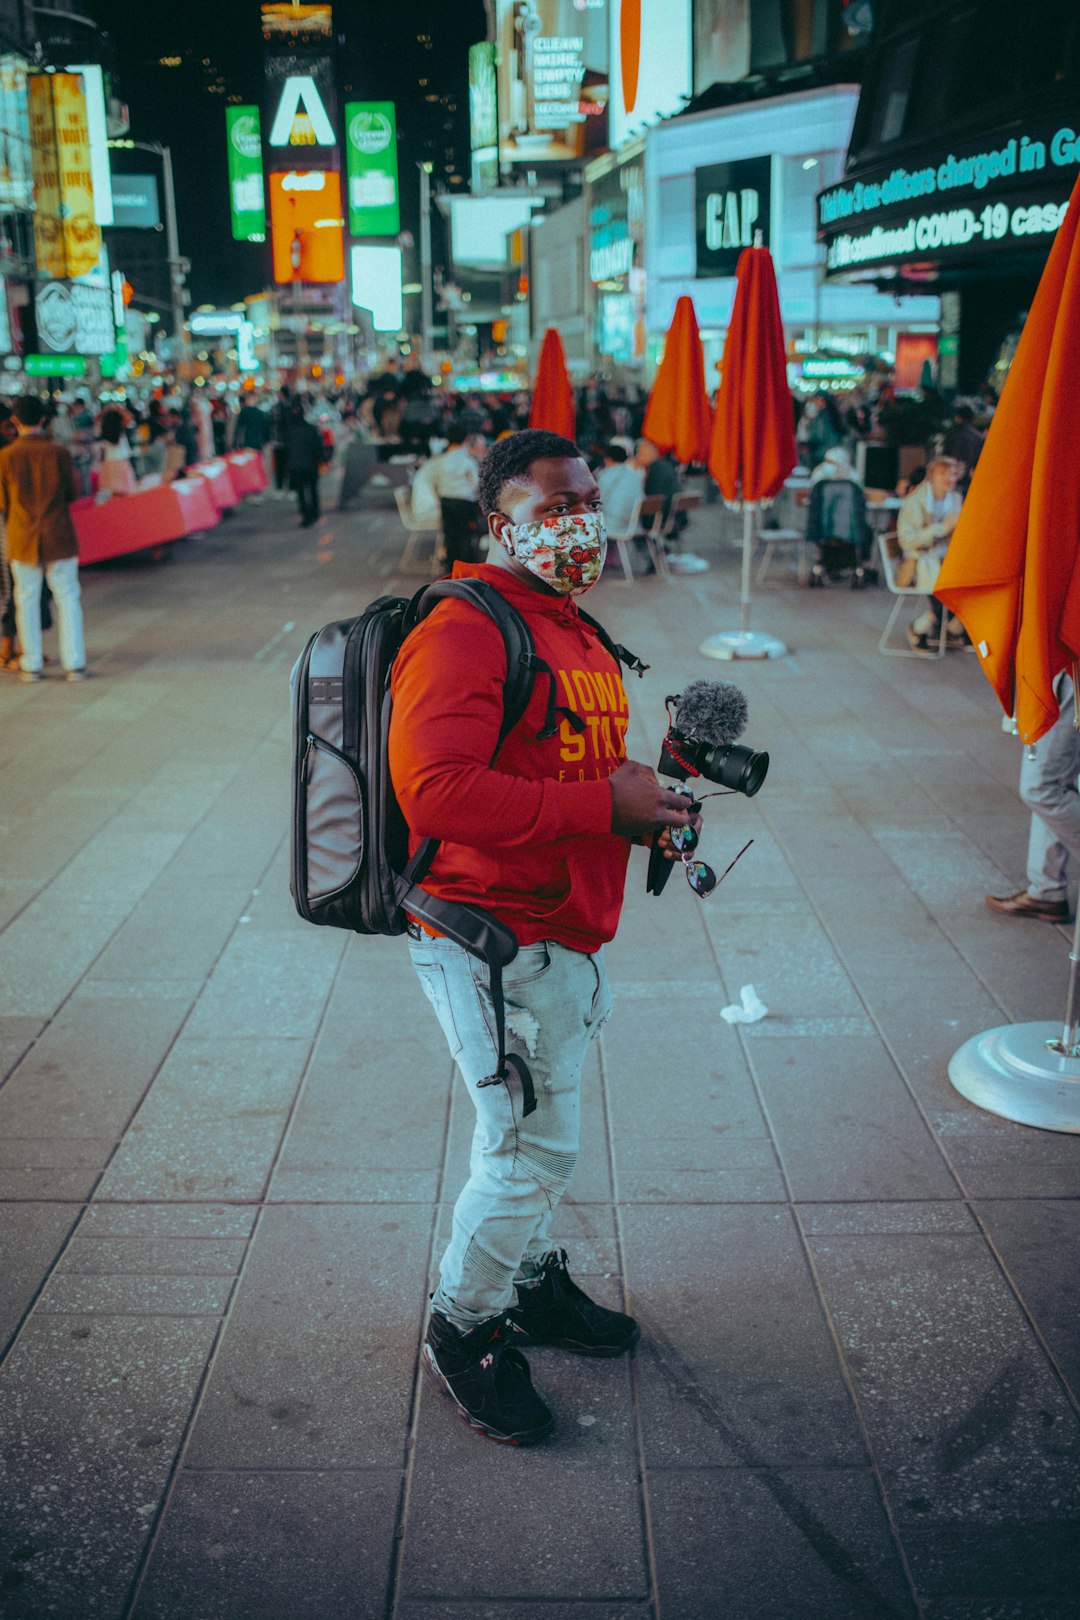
0, 395, 85, 682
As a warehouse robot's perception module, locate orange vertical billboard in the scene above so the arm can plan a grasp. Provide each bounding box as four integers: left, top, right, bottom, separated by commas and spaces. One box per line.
269, 169, 344, 283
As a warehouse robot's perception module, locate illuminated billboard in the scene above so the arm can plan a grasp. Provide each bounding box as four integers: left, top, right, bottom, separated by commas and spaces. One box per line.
608, 0, 691, 149
495, 0, 608, 166
469, 42, 498, 191
345, 102, 399, 236
68, 63, 113, 226
28, 72, 100, 280
350, 244, 403, 332
693, 0, 750, 96
227, 107, 266, 241
447, 193, 543, 269
261, 4, 332, 41
269, 170, 344, 283
0, 55, 33, 211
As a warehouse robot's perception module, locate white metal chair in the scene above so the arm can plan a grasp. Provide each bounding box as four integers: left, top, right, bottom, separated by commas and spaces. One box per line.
393, 486, 442, 576
603, 494, 645, 585
755, 500, 808, 585
876, 531, 947, 658
638, 494, 672, 582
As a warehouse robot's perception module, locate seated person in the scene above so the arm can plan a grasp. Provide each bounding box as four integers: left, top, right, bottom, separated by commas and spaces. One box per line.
596, 442, 644, 535
897, 456, 964, 649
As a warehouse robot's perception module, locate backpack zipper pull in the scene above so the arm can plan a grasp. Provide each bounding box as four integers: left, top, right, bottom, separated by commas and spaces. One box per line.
301, 735, 315, 782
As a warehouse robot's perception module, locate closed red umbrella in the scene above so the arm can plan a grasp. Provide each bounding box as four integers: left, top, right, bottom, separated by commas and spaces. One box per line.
936, 172, 1080, 746
641, 295, 711, 466
701, 243, 797, 660
528, 327, 576, 441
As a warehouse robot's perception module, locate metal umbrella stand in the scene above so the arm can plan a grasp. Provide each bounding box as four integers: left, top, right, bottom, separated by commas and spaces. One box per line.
950, 680, 1080, 1134
700, 500, 788, 662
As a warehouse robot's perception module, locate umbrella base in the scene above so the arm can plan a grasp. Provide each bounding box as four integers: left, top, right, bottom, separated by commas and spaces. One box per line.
948, 1021, 1080, 1134
699, 630, 788, 661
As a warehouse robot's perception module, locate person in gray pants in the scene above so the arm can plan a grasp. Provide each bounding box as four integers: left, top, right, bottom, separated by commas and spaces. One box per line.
987, 674, 1080, 923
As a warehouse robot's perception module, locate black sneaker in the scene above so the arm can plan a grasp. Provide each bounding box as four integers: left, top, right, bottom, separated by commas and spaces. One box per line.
506, 1250, 640, 1358
423, 1311, 554, 1446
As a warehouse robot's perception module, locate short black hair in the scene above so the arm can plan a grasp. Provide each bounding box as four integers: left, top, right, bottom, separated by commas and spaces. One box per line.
954, 404, 974, 422
602, 441, 628, 464
477, 428, 582, 516
14, 395, 45, 427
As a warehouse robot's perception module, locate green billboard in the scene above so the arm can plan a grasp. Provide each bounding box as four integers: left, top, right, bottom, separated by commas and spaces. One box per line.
345, 102, 399, 237
226, 106, 266, 242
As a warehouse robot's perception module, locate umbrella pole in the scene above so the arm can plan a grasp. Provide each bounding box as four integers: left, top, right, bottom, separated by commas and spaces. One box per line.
1048, 663, 1080, 1058
740, 504, 754, 635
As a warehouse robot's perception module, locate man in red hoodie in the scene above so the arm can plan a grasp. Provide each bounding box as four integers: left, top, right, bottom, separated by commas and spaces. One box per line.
389, 429, 693, 1444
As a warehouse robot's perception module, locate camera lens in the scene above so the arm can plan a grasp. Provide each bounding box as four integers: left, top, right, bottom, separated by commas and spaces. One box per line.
699, 742, 770, 797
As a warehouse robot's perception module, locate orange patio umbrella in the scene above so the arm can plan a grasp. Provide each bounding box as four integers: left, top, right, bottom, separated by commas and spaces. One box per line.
641, 295, 712, 466
937, 174, 1080, 1132
528, 327, 576, 441
936, 172, 1080, 745
701, 242, 797, 660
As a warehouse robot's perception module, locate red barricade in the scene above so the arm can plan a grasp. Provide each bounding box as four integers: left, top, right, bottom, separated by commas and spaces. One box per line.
73, 477, 221, 566
225, 450, 269, 495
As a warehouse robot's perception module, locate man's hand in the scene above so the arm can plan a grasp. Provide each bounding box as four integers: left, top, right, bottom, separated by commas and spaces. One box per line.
609, 760, 694, 838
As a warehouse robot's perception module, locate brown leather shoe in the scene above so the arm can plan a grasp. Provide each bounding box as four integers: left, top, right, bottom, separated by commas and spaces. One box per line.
986, 890, 1069, 922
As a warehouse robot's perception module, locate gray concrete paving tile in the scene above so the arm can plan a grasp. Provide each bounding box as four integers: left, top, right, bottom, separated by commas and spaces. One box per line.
269, 937, 453, 1202
184, 927, 345, 1041
0, 1313, 219, 1619
185, 1203, 432, 1469
623, 1204, 865, 1467
131, 1468, 400, 1620
80, 1202, 257, 1238
749, 1033, 959, 1201
0, 996, 191, 1142
87, 879, 252, 983
973, 1200, 1080, 1398
44, 830, 188, 913
38, 1273, 233, 1315
95, 1037, 310, 1201
602, 997, 785, 1202
0, 1167, 101, 1200
57, 1236, 247, 1275
0, 1202, 77, 1347
0, 879, 40, 931
404, 1351, 646, 1601
0, 897, 128, 1018
648, 1468, 916, 1620
807, 1232, 1080, 1613
0, 1015, 44, 1082
928, 1108, 1080, 1200
798, 1202, 976, 1235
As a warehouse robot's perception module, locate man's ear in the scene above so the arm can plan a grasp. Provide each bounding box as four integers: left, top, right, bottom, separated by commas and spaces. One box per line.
488, 511, 511, 550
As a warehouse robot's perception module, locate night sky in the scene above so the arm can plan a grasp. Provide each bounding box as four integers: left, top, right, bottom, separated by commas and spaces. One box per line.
85, 0, 487, 308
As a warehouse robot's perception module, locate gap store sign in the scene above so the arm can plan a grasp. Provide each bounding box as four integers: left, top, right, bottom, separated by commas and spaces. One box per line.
695, 156, 771, 277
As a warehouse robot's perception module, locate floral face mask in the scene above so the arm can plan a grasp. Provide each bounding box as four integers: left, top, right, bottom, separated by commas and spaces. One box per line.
500, 511, 607, 596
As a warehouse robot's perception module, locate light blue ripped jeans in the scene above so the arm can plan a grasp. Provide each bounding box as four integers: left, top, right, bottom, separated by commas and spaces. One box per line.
408, 934, 612, 1331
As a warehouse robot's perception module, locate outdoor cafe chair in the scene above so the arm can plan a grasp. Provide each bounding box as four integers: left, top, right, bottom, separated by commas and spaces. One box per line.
603, 493, 645, 585
876, 530, 948, 658
393, 486, 443, 577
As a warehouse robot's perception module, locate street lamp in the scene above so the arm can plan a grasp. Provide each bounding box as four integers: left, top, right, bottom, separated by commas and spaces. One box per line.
418, 161, 434, 363
107, 138, 189, 361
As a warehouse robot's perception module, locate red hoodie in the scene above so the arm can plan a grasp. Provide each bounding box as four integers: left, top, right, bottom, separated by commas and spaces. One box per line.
388, 562, 632, 953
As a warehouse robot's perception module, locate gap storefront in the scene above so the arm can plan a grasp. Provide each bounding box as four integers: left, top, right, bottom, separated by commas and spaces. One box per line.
644, 87, 940, 396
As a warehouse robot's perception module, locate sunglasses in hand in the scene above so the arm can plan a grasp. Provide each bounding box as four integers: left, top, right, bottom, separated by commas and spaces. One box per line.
669, 822, 753, 899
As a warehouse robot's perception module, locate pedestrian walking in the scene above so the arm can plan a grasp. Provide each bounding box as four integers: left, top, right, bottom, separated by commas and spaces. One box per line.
987, 673, 1080, 922
0, 395, 86, 683
285, 399, 326, 529
388, 429, 694, 1445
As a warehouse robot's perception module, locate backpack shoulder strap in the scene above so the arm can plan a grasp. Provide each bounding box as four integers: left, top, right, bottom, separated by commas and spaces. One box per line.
407, 577, 539, 746
575, 605, 650, 680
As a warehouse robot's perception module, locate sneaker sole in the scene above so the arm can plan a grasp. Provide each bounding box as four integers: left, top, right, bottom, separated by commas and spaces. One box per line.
421, 1344, 555, 1446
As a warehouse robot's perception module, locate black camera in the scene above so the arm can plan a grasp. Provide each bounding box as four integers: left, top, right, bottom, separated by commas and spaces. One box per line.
658, 730, 769, 798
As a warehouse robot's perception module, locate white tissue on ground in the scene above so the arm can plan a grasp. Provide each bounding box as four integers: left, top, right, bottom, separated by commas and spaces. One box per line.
720, 984, 768, 1024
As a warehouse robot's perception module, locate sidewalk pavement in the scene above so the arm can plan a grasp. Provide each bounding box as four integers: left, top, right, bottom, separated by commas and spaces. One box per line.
0, 489, 1077, 1620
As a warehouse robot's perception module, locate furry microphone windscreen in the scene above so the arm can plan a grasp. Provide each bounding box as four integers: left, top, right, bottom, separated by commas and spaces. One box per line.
673, 680, 749, 745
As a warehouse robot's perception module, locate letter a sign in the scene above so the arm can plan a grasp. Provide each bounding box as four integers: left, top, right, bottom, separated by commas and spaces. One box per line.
269, 75, 336, 148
